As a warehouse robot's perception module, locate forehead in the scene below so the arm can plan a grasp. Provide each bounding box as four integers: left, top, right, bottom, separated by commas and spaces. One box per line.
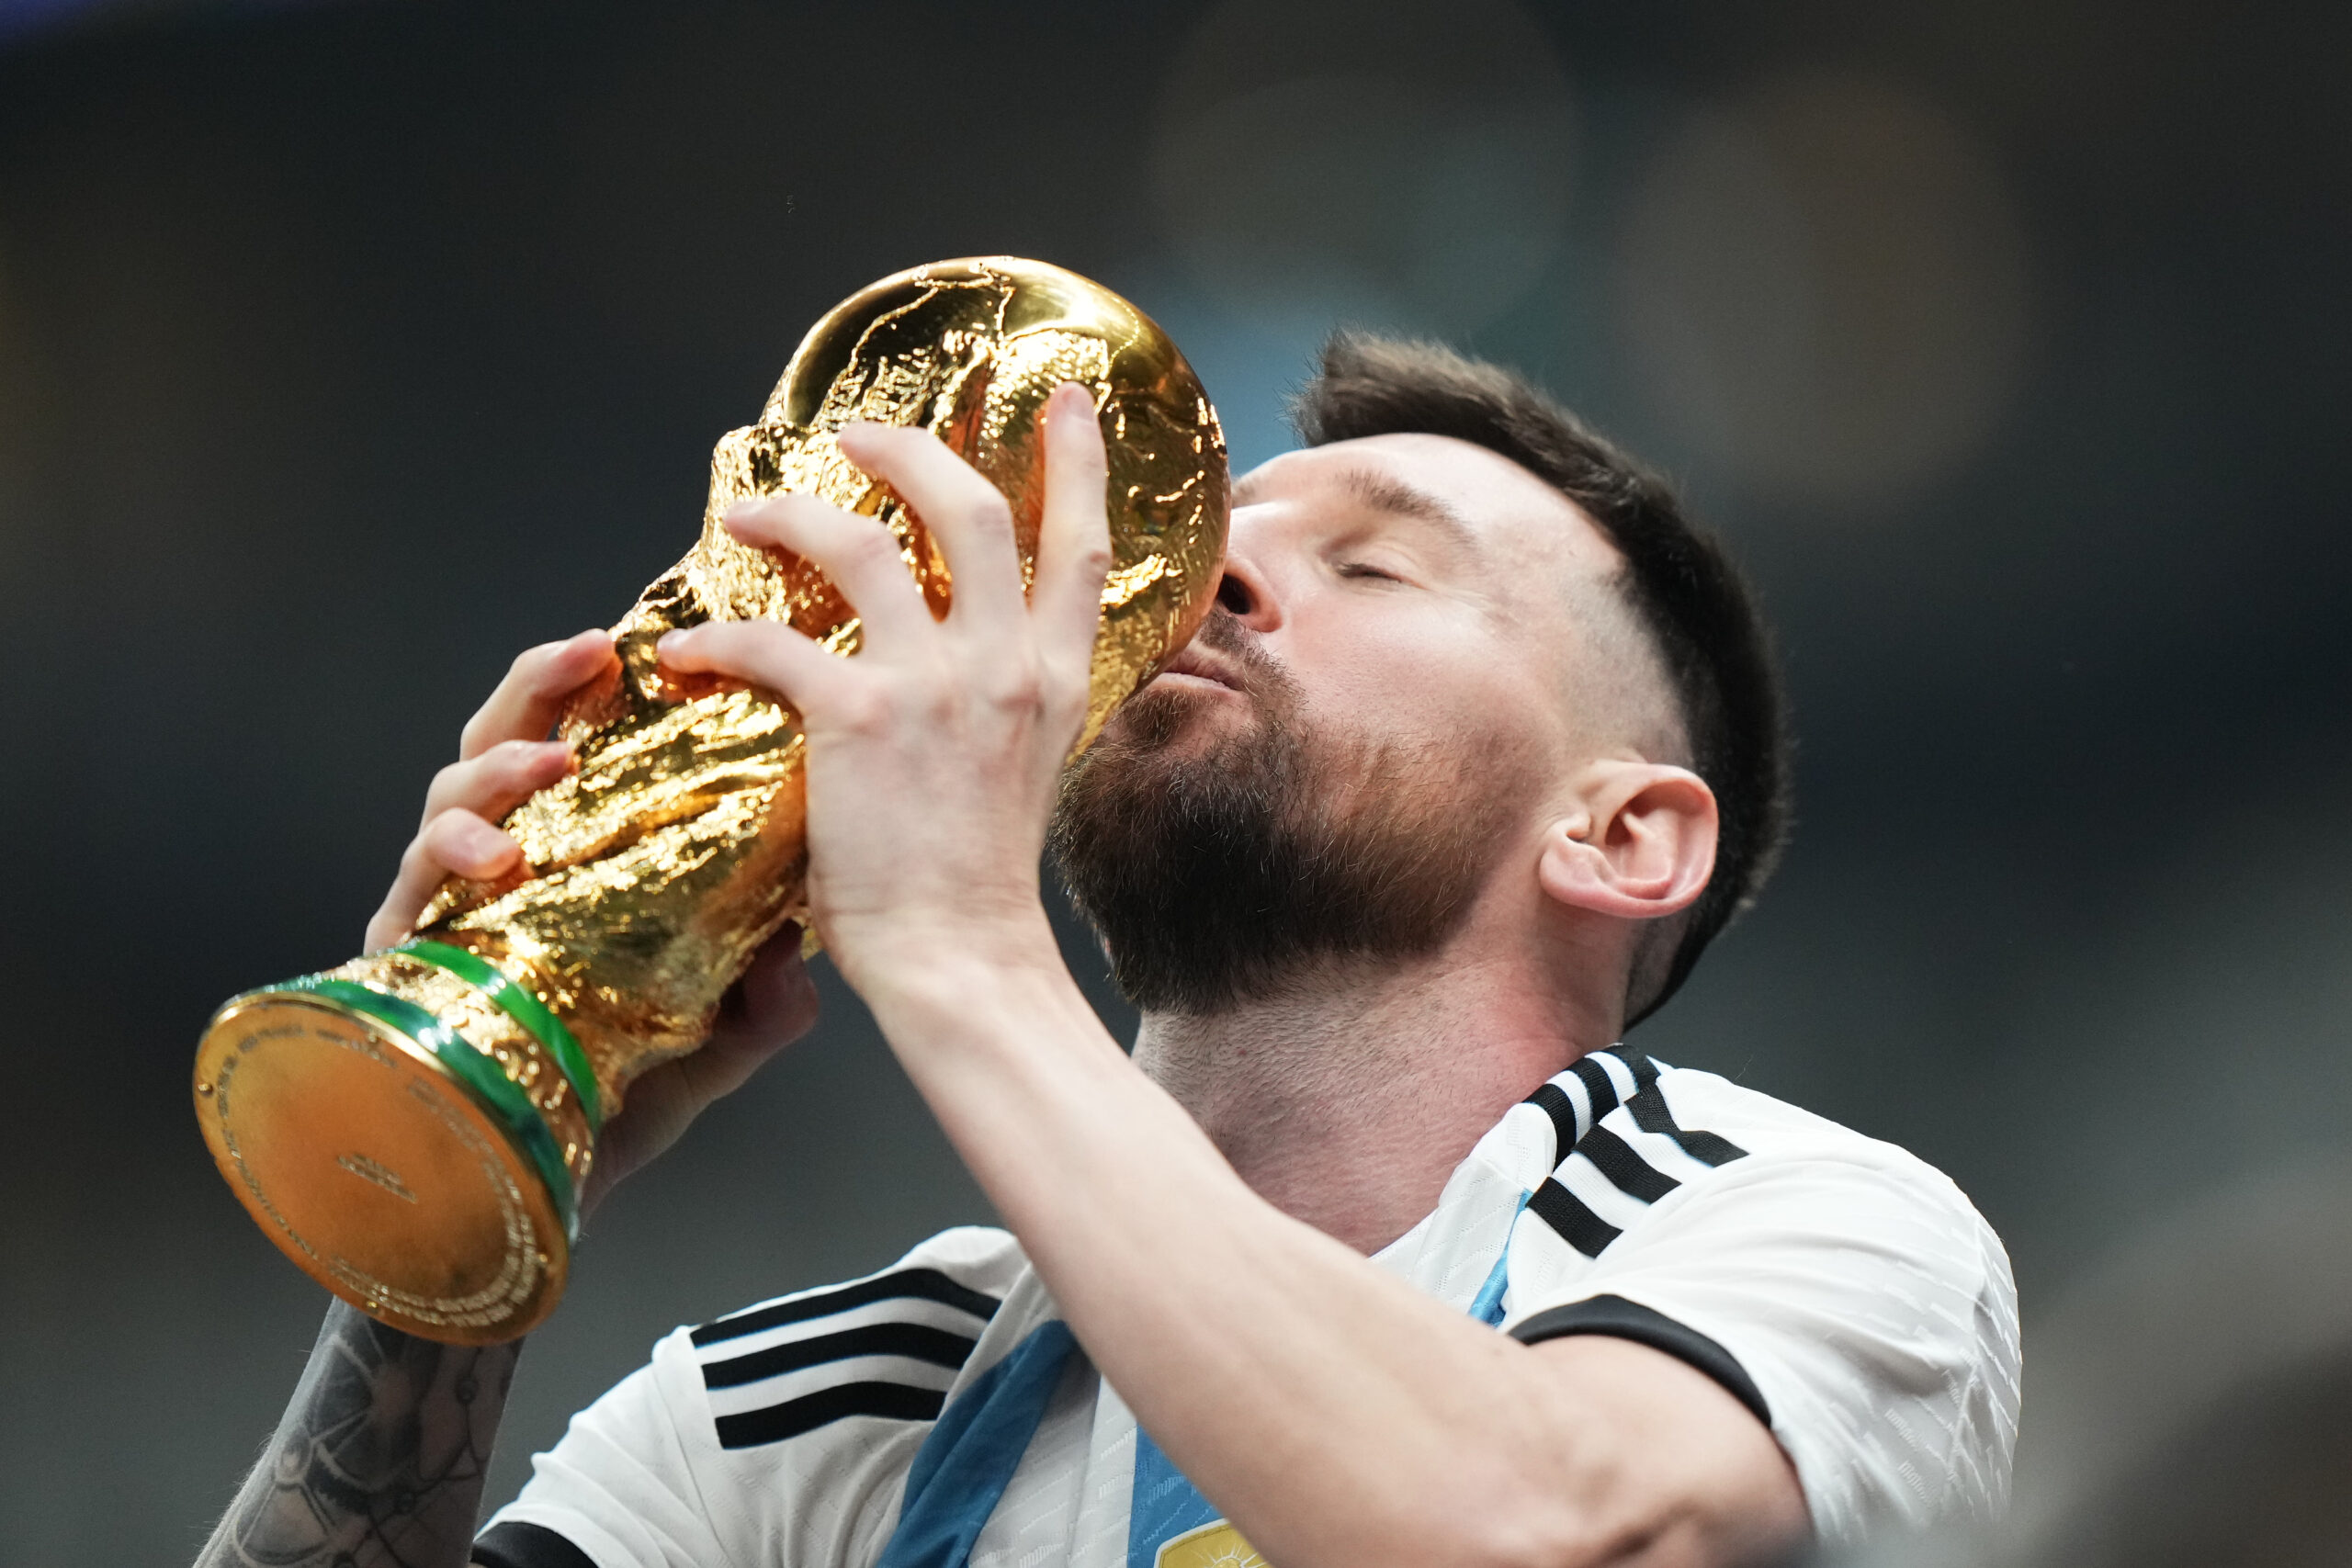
1236, 433, 1624, 585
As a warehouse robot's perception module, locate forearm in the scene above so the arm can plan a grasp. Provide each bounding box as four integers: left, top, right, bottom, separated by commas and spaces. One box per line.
198, 1303, 520, 1568
857, 942, 1638, 1568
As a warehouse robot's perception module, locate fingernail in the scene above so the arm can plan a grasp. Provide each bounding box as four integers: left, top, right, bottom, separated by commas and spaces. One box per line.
657, 630, 684, 653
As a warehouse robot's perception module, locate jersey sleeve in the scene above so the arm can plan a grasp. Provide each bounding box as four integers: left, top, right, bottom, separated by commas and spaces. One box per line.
477, 1345, 741, 1568
1501, 1136, 2019, 1540
477, 1226, 1026, 1568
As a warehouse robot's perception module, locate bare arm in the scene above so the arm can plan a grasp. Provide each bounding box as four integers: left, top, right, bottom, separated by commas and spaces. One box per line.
201, 634, 819, 1568
199, 1305, 517, 1568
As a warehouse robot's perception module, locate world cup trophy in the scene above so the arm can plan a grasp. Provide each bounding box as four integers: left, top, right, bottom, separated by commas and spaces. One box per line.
193, 257, 1229, 1344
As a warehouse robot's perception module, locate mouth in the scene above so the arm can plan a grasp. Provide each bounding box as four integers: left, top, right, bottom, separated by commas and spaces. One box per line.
1156, 646, 1245, 694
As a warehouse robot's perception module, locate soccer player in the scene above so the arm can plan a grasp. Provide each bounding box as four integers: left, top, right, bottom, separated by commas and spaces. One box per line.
198, 338, 2018, 1568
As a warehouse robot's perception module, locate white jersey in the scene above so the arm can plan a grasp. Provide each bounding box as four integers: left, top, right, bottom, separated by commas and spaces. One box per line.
475, 1050, 2019, 1568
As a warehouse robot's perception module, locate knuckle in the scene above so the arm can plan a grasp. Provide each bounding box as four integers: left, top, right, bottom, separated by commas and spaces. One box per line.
845, 525, 901, 570
490, 738, 543, 777
967, 494, 1014, 536
832, 682, 894, 735
398, 830, 439, 879
424, 760, 470, 810
981, 656, 1046, 713
418, 810, 464, 854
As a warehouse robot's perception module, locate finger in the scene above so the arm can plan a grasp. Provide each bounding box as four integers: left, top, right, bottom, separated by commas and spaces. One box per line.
722, 494, 932, 646
366, 809, 521, 949
419, 738, 572, 829
578, 927, 817, 1216
458, 629, 616, 761
707, 930, 821, 1069
834, 422, 1028, 630
1031, 383, 1115, 662
658, 620, 845, 711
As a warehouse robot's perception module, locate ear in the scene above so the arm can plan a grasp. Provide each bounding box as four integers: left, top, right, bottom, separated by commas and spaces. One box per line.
1536, 761, 1718, 922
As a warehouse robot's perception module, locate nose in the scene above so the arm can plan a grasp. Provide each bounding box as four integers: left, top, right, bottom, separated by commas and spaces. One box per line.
1212, 546, 1280, 631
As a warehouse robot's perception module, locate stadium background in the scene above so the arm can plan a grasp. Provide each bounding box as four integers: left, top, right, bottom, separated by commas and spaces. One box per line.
2, 0, 2347, 1556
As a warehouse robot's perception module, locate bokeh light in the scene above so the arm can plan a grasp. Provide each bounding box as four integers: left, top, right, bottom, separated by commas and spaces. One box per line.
1129, 0, 1575, 471
1612, 68, 2034, 512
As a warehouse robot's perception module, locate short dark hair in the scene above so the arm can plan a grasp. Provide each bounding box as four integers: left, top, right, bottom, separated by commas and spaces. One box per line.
1289, 332, 1792, 1023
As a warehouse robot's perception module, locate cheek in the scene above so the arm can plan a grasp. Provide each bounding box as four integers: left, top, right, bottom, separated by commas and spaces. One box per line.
1288, 615, 1556, 755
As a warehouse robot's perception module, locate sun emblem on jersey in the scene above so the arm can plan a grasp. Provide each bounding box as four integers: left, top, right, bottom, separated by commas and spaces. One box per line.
1154, 1519, 1269, 1568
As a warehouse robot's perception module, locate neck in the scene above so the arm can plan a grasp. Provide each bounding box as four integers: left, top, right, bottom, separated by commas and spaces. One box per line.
1130, 926, 1621, 1255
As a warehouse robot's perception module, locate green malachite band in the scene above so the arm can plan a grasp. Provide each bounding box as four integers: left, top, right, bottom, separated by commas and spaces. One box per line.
284, 976, 579, 1242
394, 941, 602, 1133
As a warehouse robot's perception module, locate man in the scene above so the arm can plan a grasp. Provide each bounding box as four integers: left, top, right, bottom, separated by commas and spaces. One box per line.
199, 337, 2018, 1568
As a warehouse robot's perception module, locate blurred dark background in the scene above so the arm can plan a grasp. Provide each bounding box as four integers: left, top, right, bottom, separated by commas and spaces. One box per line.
2, 0, 2348, 1560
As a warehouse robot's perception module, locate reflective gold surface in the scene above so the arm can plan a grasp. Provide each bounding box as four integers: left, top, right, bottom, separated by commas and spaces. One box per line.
195, 257, 1229, 1342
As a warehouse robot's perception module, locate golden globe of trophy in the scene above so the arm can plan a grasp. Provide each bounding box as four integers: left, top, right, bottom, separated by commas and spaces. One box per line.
193, 257, 1228, 1344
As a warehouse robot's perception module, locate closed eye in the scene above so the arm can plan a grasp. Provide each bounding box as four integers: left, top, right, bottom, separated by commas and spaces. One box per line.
1336, 561, 1405, 583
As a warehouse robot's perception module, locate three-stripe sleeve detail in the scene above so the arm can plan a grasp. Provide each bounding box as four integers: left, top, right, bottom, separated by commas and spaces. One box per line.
1520, 1052, 1748, 1258
700, 1322, 982, 1390
691, 1267, 1002, 1450
1525, 1179, 1623, 1257
691, 1268, 1000, 1348
1625, 1056, 1749, 1168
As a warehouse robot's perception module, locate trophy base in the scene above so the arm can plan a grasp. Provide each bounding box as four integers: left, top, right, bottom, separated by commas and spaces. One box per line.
195, 983, 575, 1344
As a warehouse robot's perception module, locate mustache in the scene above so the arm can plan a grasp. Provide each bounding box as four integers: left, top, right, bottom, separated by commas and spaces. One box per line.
1185, 609, 1295, 707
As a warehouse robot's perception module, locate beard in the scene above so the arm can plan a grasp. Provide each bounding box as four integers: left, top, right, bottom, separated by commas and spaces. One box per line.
1047, 613, 1539, 1016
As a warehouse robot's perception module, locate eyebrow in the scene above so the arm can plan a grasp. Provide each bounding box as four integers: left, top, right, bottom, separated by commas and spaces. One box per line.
1336, 467, 1483, 558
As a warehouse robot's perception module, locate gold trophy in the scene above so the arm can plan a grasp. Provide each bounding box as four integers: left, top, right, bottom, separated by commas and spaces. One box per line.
193, 258, 1228, 1344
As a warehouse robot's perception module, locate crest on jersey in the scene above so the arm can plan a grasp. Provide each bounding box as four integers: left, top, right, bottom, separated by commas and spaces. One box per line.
1154, 1518, 1269, 1568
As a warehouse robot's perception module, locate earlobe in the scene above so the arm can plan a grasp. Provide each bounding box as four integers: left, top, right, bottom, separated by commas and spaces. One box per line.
1537, 764, 1718, 923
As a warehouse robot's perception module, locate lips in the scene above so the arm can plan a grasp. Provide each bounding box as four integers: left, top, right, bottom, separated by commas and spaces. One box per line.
1159, 647, 1244, 692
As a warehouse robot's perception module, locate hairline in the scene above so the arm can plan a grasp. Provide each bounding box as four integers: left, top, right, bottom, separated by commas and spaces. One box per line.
1250, 435, 1696, 768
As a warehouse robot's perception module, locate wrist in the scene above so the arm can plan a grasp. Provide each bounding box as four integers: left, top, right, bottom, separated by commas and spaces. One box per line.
825, 902, 1069, 1010
847, 918, 1122, 1100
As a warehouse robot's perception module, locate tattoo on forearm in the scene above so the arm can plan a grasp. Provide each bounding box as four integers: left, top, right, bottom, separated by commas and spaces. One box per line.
198, 1303, 521, 1568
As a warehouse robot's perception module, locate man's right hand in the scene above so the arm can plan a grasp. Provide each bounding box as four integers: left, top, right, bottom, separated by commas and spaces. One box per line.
364, 629, 821, 1217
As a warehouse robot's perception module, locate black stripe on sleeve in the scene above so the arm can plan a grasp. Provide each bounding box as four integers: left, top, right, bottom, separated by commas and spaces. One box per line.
1525, 1081, 1582, 1164
473, 1520, 599, 1568
691, 1268, 1001, 1348
713, 1379, 949, 1449
1624, 1087, 1748, 1168
1626, 1052, 1662, 1095
1572, 1124, 1681, 1203
1510, 1293, 1773, 1429
1568, 1056, 1623, 1125
700, 1321, 978, 1390
1525, 1177, 1623, 1258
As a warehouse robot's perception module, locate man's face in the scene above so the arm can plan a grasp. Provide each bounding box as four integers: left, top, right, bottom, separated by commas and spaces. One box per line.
1051, 433, 1636, 1014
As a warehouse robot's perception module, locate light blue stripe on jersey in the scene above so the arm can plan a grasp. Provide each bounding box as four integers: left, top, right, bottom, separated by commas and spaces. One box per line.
1124, 1214, 1523, 1565
1128, 1427, 1224, 1567
1469, 1196, 1525, 1326
876, 1321, 1077, 1568
875, 1213, 1521, 1568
